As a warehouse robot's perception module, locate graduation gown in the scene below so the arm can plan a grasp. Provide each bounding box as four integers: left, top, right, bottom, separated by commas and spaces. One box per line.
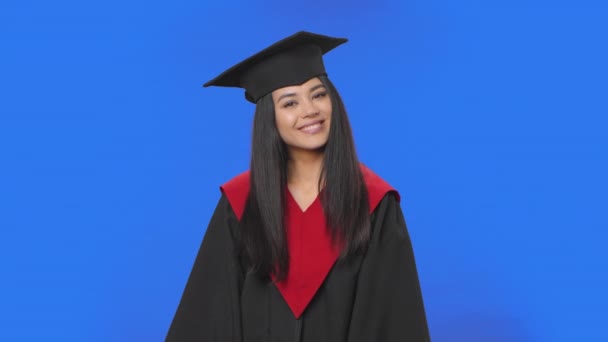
166, 165, 430, 342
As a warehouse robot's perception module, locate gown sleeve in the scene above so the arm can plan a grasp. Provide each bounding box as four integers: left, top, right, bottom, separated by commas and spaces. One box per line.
347, 193, 431, 341
165, 195, 243, 342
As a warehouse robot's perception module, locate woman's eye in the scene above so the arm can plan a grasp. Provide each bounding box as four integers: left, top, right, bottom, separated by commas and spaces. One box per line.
313, 92, 327, 99
283, 101, 296, 108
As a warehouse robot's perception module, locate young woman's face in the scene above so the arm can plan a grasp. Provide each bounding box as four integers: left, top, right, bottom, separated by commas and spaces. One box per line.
271, 77, 332, 153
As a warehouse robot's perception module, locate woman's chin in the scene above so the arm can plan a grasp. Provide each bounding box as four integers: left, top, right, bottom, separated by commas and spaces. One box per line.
287, 143, 328, 155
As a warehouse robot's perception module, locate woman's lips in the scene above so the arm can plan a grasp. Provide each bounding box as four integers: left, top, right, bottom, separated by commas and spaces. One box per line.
299, 120, 324, 134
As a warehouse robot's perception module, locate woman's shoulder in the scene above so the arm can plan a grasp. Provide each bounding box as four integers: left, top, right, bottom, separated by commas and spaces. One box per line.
219, 170, 250, 221
220, 170, 250, 193
359, 163, 401, 213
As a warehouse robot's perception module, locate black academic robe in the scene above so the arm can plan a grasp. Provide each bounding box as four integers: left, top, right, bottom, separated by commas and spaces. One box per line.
166, 166, 430, 342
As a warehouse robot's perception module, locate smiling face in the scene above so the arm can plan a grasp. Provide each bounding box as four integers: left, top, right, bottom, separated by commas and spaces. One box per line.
271, 77, 332, 154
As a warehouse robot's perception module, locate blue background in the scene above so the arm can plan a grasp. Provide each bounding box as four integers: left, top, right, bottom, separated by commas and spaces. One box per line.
1, 0, 607, 341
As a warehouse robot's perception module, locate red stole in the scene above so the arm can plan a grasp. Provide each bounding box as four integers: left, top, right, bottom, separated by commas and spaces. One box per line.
220, 164, 399, 318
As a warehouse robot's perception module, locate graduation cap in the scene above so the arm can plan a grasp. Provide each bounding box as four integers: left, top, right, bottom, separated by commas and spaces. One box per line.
203, 31, 347, 103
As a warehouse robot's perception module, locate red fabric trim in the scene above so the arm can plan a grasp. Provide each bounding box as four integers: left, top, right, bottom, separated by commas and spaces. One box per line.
219, 170, 250, 220
272, 190, 339, 318
360, 163, 400, 213
219, 164, 398, 318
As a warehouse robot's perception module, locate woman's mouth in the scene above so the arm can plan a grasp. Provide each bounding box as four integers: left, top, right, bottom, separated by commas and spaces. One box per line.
299, 120, 324, 134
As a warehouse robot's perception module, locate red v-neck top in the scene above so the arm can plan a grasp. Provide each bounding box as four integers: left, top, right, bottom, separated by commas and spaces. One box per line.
220, 164, 399, 319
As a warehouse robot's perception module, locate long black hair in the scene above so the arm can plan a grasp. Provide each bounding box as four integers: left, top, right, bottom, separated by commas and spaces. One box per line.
240, 75, 370, 281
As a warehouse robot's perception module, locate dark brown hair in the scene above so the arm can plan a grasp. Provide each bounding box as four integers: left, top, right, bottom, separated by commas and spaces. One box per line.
240, 75, 370, 281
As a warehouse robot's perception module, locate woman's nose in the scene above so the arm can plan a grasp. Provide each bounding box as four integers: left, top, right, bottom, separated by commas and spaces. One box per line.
301, 98, 319, 117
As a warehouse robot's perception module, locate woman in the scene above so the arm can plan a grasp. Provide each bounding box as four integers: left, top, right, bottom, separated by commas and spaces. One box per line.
166, 31, 430, 342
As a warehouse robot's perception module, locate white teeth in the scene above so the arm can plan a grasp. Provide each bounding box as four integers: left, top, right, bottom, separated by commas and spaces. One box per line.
301, 123, 321, 132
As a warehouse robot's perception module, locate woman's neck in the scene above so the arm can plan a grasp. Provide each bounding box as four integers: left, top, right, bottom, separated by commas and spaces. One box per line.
287, 149, 324, 191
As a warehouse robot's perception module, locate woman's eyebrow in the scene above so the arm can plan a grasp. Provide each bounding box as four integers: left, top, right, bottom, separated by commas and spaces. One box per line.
277, 84, 326, 102
277, 92, 296, 102
310, 84, 325, 92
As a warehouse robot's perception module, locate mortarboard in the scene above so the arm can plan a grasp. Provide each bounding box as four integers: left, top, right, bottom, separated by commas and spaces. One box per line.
203, 31, 347, 103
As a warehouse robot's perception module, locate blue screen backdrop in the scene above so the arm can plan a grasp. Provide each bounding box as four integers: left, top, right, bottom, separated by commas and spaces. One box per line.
1, 0, 607, 341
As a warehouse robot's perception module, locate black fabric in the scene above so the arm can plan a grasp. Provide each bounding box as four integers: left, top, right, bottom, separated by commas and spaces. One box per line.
166, 193, 430, 342
203, 31, 347, 103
